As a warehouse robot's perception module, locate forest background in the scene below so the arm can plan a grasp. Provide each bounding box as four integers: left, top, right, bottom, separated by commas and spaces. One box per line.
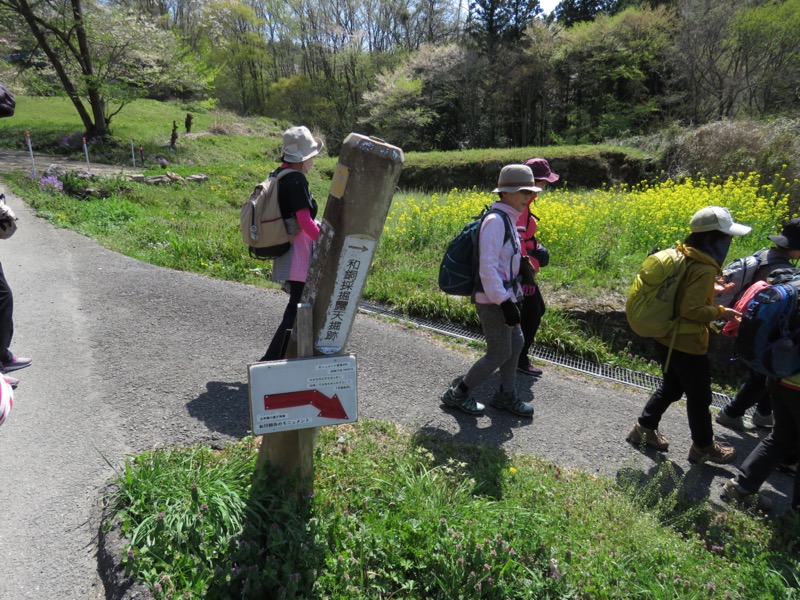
1, 0, 799, 155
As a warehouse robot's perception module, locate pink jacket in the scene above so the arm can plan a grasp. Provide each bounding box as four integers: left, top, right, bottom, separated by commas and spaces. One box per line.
474, 202, 523, 305
516, 199, 540, 270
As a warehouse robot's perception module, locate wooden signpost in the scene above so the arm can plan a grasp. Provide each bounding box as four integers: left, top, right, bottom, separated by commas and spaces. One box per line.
255, 134, 404, 487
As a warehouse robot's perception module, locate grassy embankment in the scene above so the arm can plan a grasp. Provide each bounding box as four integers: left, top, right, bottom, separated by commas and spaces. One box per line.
1, 97, 798, 598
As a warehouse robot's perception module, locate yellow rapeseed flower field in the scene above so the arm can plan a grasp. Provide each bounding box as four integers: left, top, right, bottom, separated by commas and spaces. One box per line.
384, 173, 793, 264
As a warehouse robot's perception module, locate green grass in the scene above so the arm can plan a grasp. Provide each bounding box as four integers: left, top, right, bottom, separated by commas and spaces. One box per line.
108, 420, 800, 599
0, 96, 289, 166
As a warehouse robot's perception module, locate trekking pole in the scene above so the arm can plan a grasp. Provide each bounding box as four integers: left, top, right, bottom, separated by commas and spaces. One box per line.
25, 131, 36, 178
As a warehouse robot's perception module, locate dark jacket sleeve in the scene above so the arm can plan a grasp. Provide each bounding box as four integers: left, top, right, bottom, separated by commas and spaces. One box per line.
0, 83, 15, 118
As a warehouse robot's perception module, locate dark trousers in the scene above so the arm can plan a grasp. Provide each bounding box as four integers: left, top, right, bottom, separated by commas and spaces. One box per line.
0, 263, 13, 363
736, 379, 800, 509
638, 344, 714, 448
518, 287, 545, 365
260, 281, 304, 361
724, 368, 772, 417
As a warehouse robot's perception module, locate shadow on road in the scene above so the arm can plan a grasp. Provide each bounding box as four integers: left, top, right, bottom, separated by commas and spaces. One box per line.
187, 380, 252, 439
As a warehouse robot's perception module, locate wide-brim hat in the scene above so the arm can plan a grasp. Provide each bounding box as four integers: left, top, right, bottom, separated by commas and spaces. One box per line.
524, 158, 559, 183
491, 164, 542, 194
769, 217, 800, 250
280, 126, 323, 163
689, 206, 751, 236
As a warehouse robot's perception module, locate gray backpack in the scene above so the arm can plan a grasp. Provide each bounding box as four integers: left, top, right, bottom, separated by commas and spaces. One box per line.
714, 248, 771, 307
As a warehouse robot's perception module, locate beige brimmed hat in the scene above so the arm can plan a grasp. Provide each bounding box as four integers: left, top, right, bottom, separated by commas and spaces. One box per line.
491, 164, 542, 194
280, 126, 323, 163
689, 206, 751, 236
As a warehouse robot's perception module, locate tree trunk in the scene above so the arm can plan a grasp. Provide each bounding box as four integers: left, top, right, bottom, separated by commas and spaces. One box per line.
2, 0, 107, 136
70, 0, 108, 136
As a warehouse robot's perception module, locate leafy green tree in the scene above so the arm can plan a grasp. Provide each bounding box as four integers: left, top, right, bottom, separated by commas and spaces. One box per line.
553, 0, 619, 26
407, 44, 485, 149
467, 0, 542, 146
552, 5, 676, 142
358, 43, 486, 149
667, 0, 796, 122
468, 0, 542, 50
265, 74, 332, 127
0, 0, 205, 136
358, 68, 433, 150
496, 18, 559, 146
204, 0, 270, 114
729, 0, 800, 115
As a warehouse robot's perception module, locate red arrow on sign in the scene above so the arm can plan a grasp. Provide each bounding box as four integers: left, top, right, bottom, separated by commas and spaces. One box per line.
263, 389, 349, 420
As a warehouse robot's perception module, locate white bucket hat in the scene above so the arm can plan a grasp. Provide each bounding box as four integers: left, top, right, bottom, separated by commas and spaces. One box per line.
491, 165, 542, 194
280, 126, 324, 163
689, 206, 751, 236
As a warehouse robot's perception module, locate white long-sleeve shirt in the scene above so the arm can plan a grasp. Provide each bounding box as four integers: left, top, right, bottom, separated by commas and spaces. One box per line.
474, 202, 523, 305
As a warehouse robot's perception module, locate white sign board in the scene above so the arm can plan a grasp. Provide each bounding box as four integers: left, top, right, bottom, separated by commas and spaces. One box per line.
248, 354, 358, 435
315, 235, 376, 354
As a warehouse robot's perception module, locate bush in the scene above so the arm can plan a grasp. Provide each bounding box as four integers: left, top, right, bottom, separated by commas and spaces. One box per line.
628, 119, 800, 213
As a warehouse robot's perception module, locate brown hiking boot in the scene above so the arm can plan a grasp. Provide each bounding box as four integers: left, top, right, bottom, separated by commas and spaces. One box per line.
626, 421, 669, 451
688, 441, 736, 464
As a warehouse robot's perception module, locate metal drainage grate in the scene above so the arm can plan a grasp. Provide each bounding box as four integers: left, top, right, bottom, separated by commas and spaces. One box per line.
358, 300, 733, 409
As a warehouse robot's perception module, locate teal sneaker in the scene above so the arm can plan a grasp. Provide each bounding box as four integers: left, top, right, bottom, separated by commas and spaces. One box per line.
441, 386, 485, 416
490, 390, 534, 418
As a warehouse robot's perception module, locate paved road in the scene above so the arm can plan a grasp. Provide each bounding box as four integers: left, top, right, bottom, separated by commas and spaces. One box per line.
0, 178, 793, 598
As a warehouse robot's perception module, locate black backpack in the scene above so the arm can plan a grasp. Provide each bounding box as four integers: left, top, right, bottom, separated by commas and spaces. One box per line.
0, 83, 15, 118
438, 208, 515, 296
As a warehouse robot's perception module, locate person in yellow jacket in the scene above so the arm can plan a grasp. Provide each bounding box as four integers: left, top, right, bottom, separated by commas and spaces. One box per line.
627, 206, 751, 464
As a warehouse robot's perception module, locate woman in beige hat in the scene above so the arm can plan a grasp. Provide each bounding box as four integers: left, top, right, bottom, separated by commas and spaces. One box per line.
441, 164, 538, 418
259, 125, 324, 361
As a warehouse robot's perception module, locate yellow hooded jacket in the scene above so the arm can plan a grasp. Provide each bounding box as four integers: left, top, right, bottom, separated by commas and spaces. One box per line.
654, 244, 724, 355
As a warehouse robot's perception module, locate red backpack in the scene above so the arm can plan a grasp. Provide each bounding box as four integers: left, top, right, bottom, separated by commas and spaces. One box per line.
722, 280, 771, 337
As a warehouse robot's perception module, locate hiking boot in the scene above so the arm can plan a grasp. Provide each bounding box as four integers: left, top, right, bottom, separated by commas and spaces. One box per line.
778, 461, 797, 476
721, 478, 773, 512
688, 441, 736, 465
751, 410, 775, 428
441, 386, 485, 416
715, 409, 755, 432
3, 375, 18, 389
490, 390, 534, 418
626, 421, 669, 451
2, 354, 31, 373
517, 361, 543, 377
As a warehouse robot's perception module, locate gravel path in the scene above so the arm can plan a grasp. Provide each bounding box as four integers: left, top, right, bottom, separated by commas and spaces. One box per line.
0, 148, 140, 177
0, 175, 793, 598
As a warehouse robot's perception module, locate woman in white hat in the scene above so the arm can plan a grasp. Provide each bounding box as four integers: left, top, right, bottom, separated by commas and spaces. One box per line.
259, 125, 324, 361
441, 164, 537, 418
627, 206, 750, 464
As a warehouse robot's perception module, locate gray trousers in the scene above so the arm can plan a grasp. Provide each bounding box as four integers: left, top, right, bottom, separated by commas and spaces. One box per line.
462, 303, 523, 395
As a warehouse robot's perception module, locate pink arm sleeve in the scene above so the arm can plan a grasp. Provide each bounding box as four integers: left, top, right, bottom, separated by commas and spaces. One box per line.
295, 207, 320, 241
